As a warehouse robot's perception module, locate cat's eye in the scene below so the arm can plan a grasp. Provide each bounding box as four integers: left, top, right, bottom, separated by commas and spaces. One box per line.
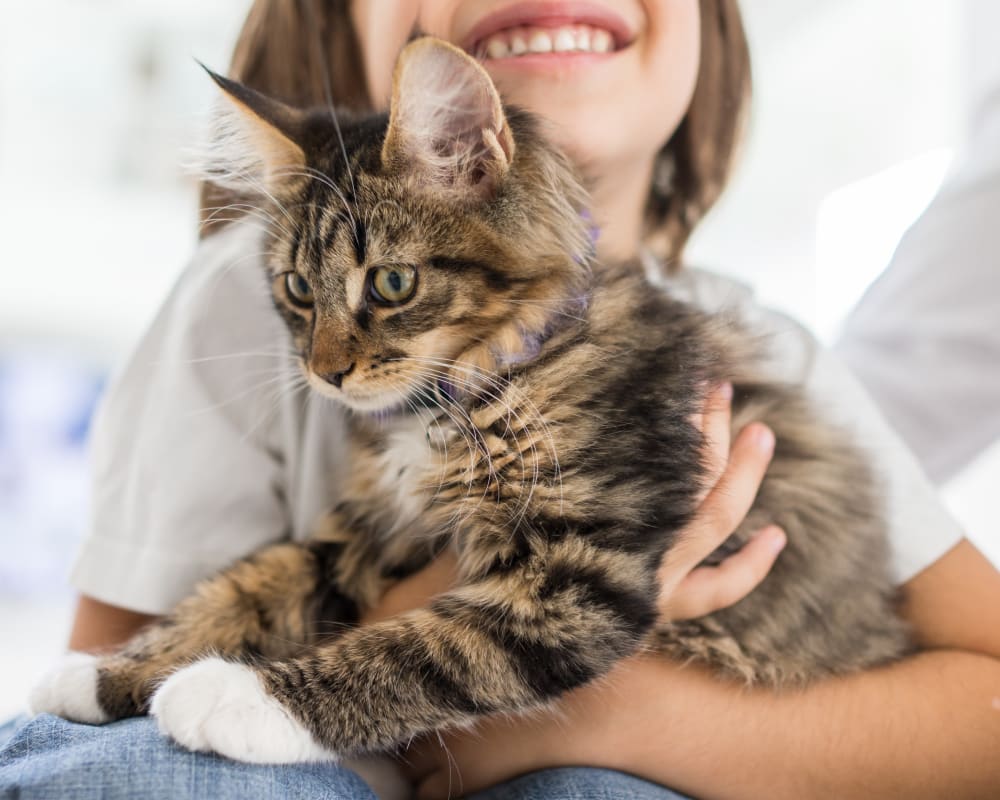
369, 265, 417, 305
285, 272, 314, 307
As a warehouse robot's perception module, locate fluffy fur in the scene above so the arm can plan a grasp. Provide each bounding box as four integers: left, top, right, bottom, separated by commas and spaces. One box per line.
35, 38, 910, 767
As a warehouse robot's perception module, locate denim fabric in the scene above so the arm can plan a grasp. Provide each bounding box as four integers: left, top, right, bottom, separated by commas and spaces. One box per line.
0, 715, 376, 800
467, 767, 692, 800
0, 715, 692, 800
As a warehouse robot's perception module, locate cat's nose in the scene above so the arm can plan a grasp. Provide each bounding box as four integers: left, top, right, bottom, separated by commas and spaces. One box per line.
321, 362, 355, 388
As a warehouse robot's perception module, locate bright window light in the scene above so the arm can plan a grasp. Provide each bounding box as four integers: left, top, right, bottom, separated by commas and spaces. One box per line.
815, 148, 953, 342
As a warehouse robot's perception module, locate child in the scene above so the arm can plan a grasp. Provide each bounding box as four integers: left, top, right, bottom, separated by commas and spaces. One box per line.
4, 2, 999, 798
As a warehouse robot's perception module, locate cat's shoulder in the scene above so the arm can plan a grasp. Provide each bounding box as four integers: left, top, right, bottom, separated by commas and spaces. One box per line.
640, 253, 822, 386
640, 253, 755, 315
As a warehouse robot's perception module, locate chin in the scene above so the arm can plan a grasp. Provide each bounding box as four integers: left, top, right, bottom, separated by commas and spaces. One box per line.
304, 373, 404, 415
339, 391, 411, 415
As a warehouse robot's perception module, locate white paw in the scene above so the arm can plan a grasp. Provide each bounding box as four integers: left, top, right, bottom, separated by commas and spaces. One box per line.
150, 657, 335, 764
29, 652, 109, 724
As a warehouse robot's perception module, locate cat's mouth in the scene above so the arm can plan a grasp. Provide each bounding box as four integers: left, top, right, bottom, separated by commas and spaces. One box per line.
306, 371, 444, 417
302, 370, 394, 413
326, 386, 409, 415
308, 374, 467, 421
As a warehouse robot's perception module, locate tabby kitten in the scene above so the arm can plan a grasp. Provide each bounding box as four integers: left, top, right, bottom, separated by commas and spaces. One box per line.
33, 38, 910, 767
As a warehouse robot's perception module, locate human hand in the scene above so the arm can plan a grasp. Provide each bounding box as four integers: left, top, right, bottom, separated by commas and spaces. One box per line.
359, 548, 460, 626
399, 383, 787, 799
658, 382, 786, 620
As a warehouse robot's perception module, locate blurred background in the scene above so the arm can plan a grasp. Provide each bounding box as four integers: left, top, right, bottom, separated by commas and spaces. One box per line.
0, 0, 997, 719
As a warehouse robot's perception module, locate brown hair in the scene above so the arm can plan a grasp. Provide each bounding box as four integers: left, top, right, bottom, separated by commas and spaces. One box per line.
202, 0, 751, 267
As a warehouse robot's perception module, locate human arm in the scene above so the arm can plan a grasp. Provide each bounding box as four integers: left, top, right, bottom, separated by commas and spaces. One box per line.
68, 596, 159, 652
394, 379, 1000, 799
406, 538, 1000, 800
363, 383, 786, 628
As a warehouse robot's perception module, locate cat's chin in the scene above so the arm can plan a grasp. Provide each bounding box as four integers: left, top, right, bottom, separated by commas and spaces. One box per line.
336, 390, 412, 416
304, 374, 409, 416
315, 378, 454, 419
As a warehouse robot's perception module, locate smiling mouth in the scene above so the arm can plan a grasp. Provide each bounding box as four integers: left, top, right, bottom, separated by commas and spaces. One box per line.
472, 24, 620, 60
461, 1, 635, 63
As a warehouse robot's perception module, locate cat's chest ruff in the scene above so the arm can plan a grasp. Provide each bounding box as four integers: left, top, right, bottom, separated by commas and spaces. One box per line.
365, 412, 445, 533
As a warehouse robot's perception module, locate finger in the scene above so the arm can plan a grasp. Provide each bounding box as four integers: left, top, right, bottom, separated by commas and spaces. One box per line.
416, 773, 447, 800
699, 382, 733, 494
396, 740, 445, 783
360, 552, 460, 625
662, 422, 775, 576
660, 525, 787, 620
417, 765, 467, 800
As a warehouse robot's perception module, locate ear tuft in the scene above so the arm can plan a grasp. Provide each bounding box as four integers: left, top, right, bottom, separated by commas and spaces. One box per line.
197, 62, 306, 194
382, 38, 515, 198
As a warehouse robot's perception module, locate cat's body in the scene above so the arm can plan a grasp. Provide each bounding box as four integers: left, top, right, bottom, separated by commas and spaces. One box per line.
307, 262, 909, 687
32, 39, 909, 770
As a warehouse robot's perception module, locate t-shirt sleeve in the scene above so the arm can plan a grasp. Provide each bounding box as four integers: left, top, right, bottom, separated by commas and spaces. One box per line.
71, 227, 294, 614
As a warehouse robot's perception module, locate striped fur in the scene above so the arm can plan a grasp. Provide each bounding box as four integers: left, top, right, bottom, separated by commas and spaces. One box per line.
65, 39, 909, 759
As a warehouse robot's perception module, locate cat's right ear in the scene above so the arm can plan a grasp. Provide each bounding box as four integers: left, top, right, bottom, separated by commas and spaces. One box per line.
382, 38, 515, 200
200, 64, 306, 193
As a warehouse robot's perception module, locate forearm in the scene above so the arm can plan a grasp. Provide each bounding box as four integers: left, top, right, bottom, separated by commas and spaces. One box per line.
589, 649, 1000, 800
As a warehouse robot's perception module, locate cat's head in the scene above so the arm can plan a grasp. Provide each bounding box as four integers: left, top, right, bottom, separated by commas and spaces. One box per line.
205, 37, 592, 413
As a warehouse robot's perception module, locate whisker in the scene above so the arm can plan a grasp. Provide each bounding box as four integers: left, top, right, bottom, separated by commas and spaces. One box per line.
399, 359, 550, 528
209, 162, 299, 231
301, 0, 358, 219
238, 368, 311, 445
397, 369, 484, 504
401, 356, 563, 527
401, 367, 494, 516
184, 369, 303, 420
150, 350, 294, 367
201, 202, 292, 238
389, 385, 466, 515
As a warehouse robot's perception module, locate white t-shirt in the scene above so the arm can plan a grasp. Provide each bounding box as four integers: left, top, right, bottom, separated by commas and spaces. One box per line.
71, 223, 962, 614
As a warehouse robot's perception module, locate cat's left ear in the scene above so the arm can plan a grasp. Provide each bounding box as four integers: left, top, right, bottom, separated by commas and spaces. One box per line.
201, 65, 306, 193
382, 38, 515, 199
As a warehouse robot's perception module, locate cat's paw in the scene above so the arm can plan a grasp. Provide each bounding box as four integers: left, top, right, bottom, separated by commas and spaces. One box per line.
150, 657, 335, 764
29, 652, 109, 724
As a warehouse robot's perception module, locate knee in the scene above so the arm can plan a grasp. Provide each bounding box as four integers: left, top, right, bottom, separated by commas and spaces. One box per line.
1, 714, 377, 800
469, 766, 691, 800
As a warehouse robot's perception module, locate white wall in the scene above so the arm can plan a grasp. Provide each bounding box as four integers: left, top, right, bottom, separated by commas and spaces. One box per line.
0, 0, 252, 359
689, 0, 966, 332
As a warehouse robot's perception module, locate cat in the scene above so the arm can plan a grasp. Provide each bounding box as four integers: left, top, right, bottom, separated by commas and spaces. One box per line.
32, 37, 910, 773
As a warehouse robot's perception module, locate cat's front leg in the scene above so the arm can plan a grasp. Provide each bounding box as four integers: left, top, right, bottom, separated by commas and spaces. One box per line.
30, 541, 344, 723
151, 536, 659, 760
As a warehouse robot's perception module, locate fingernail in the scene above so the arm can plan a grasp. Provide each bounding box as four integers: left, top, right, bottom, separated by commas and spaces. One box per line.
767, 527, 787, 554
755, 425, 775, 452
720, 382, 733, 402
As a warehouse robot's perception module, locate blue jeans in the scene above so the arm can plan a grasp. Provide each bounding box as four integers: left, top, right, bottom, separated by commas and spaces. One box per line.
0, 714, 691, 799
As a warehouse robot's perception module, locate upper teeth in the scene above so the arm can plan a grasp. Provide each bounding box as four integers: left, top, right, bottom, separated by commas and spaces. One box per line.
478, 25, 616, 59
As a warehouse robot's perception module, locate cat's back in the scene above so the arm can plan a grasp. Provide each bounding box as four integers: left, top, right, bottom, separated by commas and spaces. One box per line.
524, 266, 912, 684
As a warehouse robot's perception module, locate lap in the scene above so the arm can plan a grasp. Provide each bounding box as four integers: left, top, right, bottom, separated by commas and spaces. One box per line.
0, 714, 377, 800
1, 716, 693, 800
467, 767, 692, 800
